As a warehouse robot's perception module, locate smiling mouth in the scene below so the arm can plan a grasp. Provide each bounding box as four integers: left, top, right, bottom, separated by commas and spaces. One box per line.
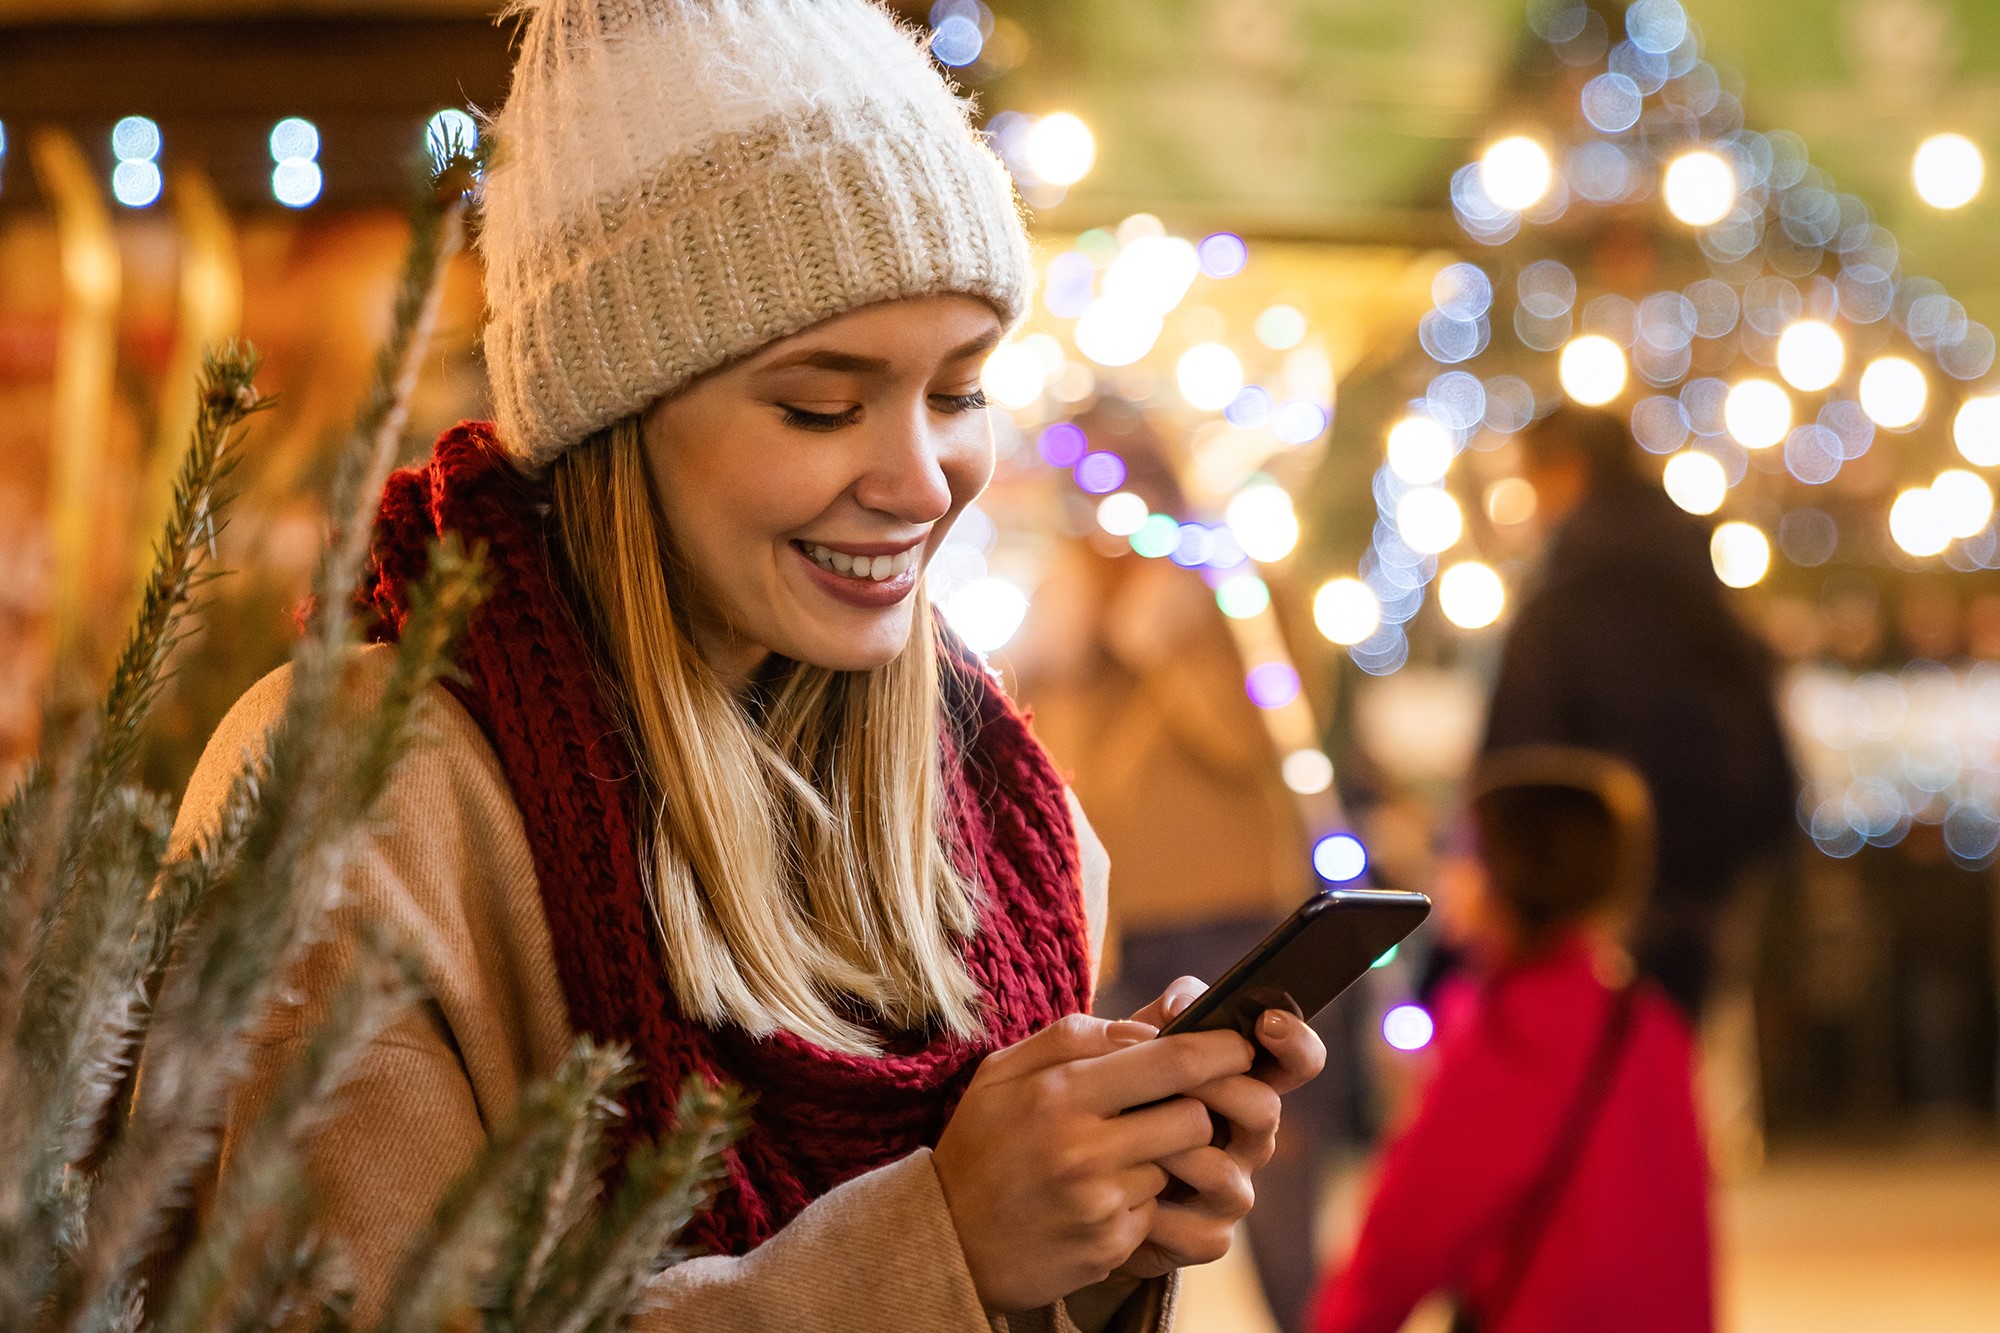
796, 542, 919, 583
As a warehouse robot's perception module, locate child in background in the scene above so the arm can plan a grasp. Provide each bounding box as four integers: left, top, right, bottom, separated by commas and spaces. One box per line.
1311, 747, 1713, 1333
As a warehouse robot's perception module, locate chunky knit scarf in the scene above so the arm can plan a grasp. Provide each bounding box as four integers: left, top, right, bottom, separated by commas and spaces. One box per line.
358, 422, 1092, 1256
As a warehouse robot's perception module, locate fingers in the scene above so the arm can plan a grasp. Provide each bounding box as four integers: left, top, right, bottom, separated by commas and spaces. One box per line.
977, 1012, 1158, 1084
1252, 1008, 1327, 1095
1101, 1095, 1220, 1165
1069, 1029, 1257, 1115
1126, 976, 1208, 1029
1155, 1145, 1255, 1220
1181, 1074, 1282, 1168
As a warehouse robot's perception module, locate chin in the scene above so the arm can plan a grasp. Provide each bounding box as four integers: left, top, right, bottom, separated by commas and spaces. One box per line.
781, 609, 916, 673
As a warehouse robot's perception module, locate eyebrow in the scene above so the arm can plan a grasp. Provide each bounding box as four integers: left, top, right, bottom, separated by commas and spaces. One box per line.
755, 328, 1003, 377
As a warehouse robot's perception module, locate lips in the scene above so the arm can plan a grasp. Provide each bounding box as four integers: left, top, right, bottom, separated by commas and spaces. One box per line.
790, 540, 923, 610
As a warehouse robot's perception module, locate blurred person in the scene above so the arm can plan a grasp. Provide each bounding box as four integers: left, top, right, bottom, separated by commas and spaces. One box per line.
1011, 410, 1328, 1333
164, 2, 1329, 1328
1485, 406, 1794, 1020
1311, 747, 1712, 1333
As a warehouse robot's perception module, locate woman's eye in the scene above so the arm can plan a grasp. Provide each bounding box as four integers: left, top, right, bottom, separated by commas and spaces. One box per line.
931, 389, 989, 414
780, 405, 861, 432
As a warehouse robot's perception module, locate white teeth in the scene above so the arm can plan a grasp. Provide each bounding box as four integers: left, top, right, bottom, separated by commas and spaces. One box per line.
804, 543, 917, 582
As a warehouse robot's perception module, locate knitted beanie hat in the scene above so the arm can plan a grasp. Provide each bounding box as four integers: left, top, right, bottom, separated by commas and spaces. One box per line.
478, 0, 1033, 468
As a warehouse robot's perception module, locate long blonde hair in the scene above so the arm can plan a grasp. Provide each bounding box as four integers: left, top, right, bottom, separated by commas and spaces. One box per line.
546, 416, 982, 1056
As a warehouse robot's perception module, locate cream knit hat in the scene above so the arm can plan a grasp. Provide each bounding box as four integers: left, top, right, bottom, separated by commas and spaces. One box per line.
478, 0, 1032, 468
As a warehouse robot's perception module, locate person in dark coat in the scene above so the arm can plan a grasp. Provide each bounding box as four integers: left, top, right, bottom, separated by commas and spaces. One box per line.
1482, 406, 1795, 1020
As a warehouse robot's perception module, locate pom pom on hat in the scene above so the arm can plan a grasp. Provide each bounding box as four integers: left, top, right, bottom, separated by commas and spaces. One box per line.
477, 0, 1032, 468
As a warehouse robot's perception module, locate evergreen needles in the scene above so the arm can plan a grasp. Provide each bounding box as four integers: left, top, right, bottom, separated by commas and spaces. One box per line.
0, 139, 741, 1332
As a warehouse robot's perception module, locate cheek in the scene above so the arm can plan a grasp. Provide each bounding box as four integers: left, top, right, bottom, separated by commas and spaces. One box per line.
940, 423, 997, 516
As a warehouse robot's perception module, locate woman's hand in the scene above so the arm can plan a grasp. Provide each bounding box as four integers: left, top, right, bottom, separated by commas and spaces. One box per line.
1114, 977, 1329, 1277
931, 1012, 1257, 1312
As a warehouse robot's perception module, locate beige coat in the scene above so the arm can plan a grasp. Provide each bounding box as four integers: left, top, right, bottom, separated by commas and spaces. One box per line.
171, 647, 1174, 1333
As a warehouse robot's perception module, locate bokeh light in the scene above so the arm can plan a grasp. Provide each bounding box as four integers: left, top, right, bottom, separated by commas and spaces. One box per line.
1932, 469, 1994, 538
425, 108, 479, 164
1226, 485, 1301, 562
1103, 234, 1200, 313
1255, 304, 1308, 350
1215, 572, 1271, 620
1776, 320, 1845, 392
1859, 356, 1928, 429
1282, 749, 1335, 795
981, 340, 1046, 410
1129, 513, 1181, 559
1485, 477, 1538, 525
1074, 451, 1126, 495
1913, 132, 1984, 210
1386, 415, 1455, 485
1245, 661, 1301, 709
1273, 400, 1330, 445
1073, 299, 1161, 367
1094, 492, 1147, 537
940, 577, 1029, 652
1439, 561, 1506, 629
1558, 334, 1627, 405
1023, 112, 1096, 186
1663, 149, 1736, 226
1889, 486, 1951, 557
111, 159, 162, 208
1724, 378, 1792, 449
1395, 487, 1464, 555
1313, 833, 1368, 883
1176, 342, 1245, 411
1313, 577, 1382, 645
1037, 422, 1087, 467
928, 13, 983, 66
1710, 522, 1771, 588
111, 115, 161, 163
1663, 450, 1728, 515
1478, 135, 1554, 211
269, 116, 319, 162
1954, 395, 2000, 467
1196, 232, 1248, 278
271, 158, 323, 208
1383, 1004, 1435, 1052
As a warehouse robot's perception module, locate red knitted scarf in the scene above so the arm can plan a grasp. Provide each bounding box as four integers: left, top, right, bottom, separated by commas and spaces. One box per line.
356, 422, 1091, 1256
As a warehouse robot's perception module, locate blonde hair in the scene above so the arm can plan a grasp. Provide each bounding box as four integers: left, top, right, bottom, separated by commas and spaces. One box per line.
546, 416, 983, 1056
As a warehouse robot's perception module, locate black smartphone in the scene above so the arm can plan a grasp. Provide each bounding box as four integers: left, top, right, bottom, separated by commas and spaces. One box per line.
1158, 888, 1433, 1043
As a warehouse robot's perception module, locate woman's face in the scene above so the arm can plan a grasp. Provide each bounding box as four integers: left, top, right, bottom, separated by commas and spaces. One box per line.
641, 294, 1002, 678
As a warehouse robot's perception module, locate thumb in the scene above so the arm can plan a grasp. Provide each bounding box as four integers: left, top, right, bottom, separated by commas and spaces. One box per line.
977, 1012, 1157, 1084
1128, 976, 1209, 1030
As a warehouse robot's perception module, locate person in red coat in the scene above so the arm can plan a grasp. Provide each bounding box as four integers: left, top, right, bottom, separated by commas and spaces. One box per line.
1312, 747, 1713, 1333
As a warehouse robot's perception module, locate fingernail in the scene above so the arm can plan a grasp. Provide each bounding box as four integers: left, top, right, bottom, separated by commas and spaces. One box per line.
1109, 1021, 1157, 1045
1166, 993, 1194, 1018
1260, 1011, 1286, 1036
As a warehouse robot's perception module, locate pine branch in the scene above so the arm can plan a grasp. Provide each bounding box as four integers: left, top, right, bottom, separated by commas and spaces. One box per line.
523, 1078, 746, 1333
148, 932, 420, 1333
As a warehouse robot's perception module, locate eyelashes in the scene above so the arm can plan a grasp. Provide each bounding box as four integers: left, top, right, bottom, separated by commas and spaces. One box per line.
779, 389, 988, 433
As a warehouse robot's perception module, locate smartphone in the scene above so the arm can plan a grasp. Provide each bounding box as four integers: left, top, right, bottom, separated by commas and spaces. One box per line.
1158, 888, 1432, 1043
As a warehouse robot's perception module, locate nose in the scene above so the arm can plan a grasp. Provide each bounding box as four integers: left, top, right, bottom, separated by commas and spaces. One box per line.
851, 404, 958, 526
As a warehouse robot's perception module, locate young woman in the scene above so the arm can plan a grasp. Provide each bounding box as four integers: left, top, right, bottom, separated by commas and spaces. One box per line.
174, 2, 1323, 1330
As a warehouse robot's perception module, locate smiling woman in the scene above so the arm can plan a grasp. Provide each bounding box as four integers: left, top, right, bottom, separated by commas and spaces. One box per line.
169, 1, 1323, 1329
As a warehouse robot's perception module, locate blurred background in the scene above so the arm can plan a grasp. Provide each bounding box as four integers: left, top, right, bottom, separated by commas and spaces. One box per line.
2, 0, 1998, 1328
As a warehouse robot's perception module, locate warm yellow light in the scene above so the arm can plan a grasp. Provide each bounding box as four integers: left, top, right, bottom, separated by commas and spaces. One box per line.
1890, 486, 1951, 557
1479, 135, 1554, 211
1282, 748, 1336, 795
1386, 415, 1455, 485
1710, 522, 1771, 588
1859, 355, 1928, 429
1723, 378, 1792, 449
1095, 491, 1148, 537
1663, 450, 1727, 515
1663, 149, 1737, 226
1396, 487, 1464, 555
1485, 477, 1538, 526
1775, 320, 1846, 393
1932, 468, 1994, 538
1023, 112, 1096, 187
1102, 235, 1200, 315
1226, 484, 1301, 563
980, 339, 1047, 410
1073, 297, 1162, 367
1558, 334, 1627, 406
1913, 132, 1984, 210
1955, 395, 2000, 467
1313, 576, 1382, 646
1175, 342, 1244, 411
1439, 561, 1506, 629
1255, 304, 1308, 350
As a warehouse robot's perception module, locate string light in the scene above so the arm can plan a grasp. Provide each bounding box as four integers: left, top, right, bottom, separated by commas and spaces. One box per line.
1255, 304, 1308, 350
1710, 522, 1771, 588
940, 577, 1029, 652
1176, 342, 1244, 411
981, 339, 1046, 409
1558, 334, 1627, 405
1439, 561, 1506, 628
1859, 356, 1928, 429
1663, 149, 1735, 226
269, 115, 323, 208
1396, 487, 1464, 555
1485, 477, 1538, 525
1776, 320, 1845, 392
1723, 378, 1792, 449
1023, 112, 1096, 187
1931, 469, 1994, 538
1889, 486, 1951, 557
1215, 572, 1271, 619
110, 115, 162, 209
1094, 491, 1148, 537
1313, 577, 1381, 645
1663, 450, 1727, 515
1954, 395, 2000, 467
1226, 485, 1301, 562
1478, 136, 1554, 211
1282, 749, 1335, 795
1913, 132, 1984, 210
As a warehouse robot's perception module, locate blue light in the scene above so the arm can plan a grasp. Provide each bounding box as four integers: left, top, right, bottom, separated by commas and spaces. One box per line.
272, 158, 323, 208
1581, 72, 1643, 134
1383, 1004, 1435, 1051
1225, 385, 1273, 428
1197, 232, 1248, 279
426, 108, 479, 169
111, 159, 162, 208
1312, 833, 1367, 883
929, 15, 983, 66
269, 117, 320, 163
1274, 400, 1329, 445
111, 115, 161, 163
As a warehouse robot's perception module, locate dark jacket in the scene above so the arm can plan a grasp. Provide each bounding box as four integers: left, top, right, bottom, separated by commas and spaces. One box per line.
1483, 480, 1794, 904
